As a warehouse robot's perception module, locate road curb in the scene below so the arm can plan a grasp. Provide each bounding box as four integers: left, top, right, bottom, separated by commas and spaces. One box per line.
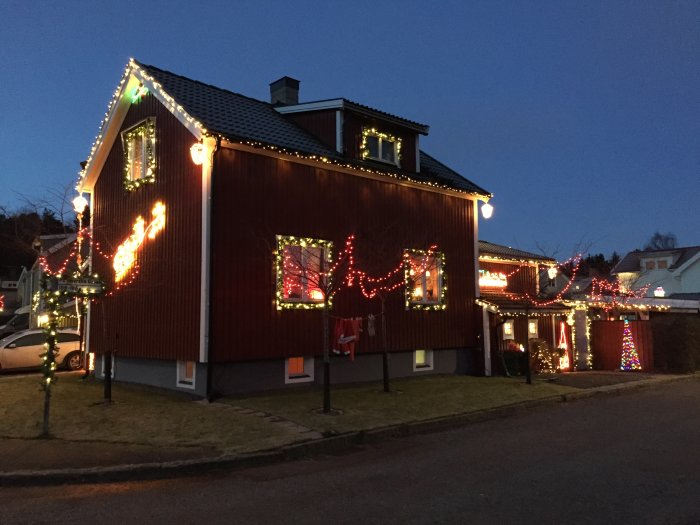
1, 374, 695, 487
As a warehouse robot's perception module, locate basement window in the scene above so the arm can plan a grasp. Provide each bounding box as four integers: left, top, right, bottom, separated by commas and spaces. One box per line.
413, 349, 434, 371
285, 356, 314, 384
177, 360, 196, 389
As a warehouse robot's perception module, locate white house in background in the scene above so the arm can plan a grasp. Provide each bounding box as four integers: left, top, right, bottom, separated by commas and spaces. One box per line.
612, 246, 700, 300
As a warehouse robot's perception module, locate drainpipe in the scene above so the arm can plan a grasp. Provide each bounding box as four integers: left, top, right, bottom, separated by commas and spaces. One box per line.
201, 136, 219, 401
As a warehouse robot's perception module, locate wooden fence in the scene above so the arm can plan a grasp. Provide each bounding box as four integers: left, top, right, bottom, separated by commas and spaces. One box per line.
590, 320, 654, 371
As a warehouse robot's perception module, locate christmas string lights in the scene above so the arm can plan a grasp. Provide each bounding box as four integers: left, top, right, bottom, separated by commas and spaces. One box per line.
121, 118, 156, 191
620, 319, 642, 371
113, 201, 166, 283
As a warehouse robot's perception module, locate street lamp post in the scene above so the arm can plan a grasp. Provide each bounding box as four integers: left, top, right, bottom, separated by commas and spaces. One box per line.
72, 194, 89, 374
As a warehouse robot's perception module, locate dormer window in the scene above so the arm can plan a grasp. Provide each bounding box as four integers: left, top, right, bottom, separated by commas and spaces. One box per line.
362, 128, 401, 167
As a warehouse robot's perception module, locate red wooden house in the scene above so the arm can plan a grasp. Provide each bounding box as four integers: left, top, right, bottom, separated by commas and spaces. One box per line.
77, 60, 491, 396
477, 241, 573, 375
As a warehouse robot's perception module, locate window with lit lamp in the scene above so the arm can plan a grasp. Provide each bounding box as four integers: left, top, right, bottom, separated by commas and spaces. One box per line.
276, 236, 332, 309
405, 249, 446, 310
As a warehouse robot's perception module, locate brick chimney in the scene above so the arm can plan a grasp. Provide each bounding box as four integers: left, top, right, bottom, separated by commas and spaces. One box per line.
269, 76, 300, 106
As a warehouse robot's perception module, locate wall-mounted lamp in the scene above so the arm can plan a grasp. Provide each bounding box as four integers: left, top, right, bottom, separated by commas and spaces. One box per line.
653, 287, 665, 298
547, 267, 558, 281
481, 202, 494, 219
190, 143, 206, 165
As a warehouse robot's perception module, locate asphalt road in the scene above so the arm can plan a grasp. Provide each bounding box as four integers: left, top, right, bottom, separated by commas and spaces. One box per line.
2, 379, 699, 525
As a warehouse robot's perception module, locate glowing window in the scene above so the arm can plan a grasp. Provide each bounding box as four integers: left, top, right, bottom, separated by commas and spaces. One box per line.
502, 320, 514, 339
414, 349, 434, 371
288, 357, 305, 376
528, 319, 538, 339
121, 118, 156, 190
276, 236, 332, 309
405, 250, 445, 310
285, 356, 314, 383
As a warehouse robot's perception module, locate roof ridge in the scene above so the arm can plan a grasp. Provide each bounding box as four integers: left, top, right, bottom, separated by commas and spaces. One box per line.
134, 59, 274, 110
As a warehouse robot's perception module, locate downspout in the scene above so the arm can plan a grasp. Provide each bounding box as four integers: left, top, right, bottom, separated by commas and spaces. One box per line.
200, 136, 219, 401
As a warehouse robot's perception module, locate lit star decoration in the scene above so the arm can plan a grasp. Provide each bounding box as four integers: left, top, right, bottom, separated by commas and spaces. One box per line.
620, 319, 642, 371
113, 202, 166, 283
129, 84, 149, 104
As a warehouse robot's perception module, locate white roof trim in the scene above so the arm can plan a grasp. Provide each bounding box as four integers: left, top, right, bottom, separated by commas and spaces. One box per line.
78, 59, 205, 193
274, 99, 345, 114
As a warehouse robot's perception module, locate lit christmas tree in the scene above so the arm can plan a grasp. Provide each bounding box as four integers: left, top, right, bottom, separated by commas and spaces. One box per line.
558, 321, 570, 371
620, 319, 642, 371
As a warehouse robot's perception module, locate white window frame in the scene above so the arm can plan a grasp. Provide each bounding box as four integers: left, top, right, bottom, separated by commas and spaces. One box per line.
285, 356, 315, 384
413, 349, 434, 372
127, 132, 147, 182
361, 128, 402, 167
176, 360, 196, 389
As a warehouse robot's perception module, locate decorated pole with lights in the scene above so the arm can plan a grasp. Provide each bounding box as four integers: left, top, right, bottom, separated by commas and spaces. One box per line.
39, 273, 60, 437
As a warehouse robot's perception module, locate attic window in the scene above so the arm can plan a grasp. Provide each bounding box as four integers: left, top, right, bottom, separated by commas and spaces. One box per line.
362, 128, 401, 167
121, 118, 156, 191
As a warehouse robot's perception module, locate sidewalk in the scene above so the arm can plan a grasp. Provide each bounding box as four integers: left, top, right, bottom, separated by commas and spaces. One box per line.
0, 371, 694, 486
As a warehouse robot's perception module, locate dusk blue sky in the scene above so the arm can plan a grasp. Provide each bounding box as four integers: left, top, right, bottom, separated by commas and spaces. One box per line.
1, 0, 697, 259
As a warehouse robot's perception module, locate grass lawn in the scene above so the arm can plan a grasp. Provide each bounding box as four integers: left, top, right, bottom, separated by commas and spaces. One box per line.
0, 372, 309, 455
228, 374, 580, 435
0, 372, 580, 454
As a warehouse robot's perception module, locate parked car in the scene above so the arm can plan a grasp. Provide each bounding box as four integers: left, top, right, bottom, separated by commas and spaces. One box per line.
0, 312, 29, 339
0, 328, 82, 372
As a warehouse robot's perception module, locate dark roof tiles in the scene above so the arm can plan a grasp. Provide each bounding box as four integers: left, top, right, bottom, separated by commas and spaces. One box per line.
134, 60, 488, 196
479, 240, 555, 263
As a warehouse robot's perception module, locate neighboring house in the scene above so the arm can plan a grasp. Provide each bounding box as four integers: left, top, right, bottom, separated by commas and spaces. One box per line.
16, 233, 82, 329
76, 59, 491, 396
612, 246, 700, 299
477, 241, 573, 374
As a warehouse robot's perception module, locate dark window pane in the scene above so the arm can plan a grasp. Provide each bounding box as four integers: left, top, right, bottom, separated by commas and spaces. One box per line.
366, 135, 379, 158
381, 140, 395, 162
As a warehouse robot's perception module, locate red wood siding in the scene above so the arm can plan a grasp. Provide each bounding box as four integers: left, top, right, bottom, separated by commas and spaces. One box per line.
479, 261, 538, 296
590, 320, 654, 371
210, 147, 478, 363
286, 110, 337, 150
343, 112, 417, 173
88, 92, 202, 361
